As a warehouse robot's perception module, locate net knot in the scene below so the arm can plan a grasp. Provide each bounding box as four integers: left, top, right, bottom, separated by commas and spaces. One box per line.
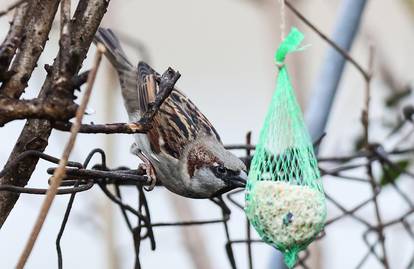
274, 27, 304, 64
276, 62, 285, 70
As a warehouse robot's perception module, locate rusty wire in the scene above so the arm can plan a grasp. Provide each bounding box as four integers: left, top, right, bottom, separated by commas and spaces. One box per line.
0, 132, 413, 268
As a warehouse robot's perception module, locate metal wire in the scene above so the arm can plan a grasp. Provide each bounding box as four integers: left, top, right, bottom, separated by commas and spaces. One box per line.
0, 139, 413, 268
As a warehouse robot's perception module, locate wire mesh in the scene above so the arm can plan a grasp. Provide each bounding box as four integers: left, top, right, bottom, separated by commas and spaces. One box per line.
0, 131, 413, 268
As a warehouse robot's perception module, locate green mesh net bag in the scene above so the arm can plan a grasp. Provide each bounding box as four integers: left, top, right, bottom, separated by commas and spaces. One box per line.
245, 28, 326, 268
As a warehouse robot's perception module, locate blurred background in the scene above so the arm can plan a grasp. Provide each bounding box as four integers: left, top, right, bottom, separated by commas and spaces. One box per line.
0, 0, 414, 268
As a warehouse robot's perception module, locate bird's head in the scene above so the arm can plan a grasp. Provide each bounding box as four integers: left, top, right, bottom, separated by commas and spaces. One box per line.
184, 138, 248, 198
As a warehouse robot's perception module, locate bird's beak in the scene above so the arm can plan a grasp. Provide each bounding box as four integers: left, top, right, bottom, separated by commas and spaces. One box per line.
228, 170, 248, 188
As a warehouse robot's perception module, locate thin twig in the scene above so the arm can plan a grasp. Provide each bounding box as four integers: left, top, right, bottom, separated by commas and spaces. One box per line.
52, 121, 151, 134
16, 45, 105, 269
361, 46, 390, 268
285, 0, 370, 80
0, 0, 28, 17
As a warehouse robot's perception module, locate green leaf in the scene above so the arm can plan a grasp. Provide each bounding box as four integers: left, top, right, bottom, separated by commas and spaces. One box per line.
385, 87, 411, 107
380, 160, 411, 186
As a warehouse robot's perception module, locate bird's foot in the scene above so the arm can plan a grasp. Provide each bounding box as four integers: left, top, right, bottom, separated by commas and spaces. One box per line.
137, 151, 157, 191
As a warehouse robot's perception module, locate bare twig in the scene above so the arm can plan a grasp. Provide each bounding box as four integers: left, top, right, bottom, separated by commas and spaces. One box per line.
285, 0, 370, 80
51, 67, 181, 134
52, 121, 152, 134
0, 98, 77, 126
16, 45, 105, 269
362, 46, 389, 268
0, 0, 28, 17
0, 70, 92, 126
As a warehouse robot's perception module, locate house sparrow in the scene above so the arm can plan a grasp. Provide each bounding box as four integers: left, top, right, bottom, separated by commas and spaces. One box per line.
94, 28, 247, 198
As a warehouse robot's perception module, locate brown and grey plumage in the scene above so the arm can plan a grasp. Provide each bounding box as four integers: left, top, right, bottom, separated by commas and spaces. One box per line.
94, 28, 247, 198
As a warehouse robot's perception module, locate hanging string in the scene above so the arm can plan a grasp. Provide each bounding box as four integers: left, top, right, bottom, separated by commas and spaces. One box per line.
279, 0, 286, 41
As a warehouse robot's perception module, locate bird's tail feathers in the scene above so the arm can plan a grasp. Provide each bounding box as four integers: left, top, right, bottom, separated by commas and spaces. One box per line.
94, 28, 133, 71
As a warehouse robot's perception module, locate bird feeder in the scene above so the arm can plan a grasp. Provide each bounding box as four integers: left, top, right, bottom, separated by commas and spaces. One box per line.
245, 28, 326, 268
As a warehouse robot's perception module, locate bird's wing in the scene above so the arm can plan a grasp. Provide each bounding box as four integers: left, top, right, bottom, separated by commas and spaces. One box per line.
137, 62, 221, 160
94, 31, 154, 118
137, 62, 157, 114
96, 29, 221, 154
94, 28, 140, 116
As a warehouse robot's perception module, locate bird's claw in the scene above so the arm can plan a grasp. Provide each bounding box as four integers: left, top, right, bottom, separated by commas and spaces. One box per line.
136, 150, 157, 191
142, 163, 157, 191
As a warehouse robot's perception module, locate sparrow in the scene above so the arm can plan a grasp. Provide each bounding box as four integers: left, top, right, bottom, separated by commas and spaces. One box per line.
94, 28, 247, 198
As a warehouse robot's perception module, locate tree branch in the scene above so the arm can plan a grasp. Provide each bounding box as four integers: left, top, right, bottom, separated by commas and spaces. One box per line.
0, 0, 60, 99
52, 67, 181, 134
0, 0, 110, 228
0, 2, 30, 80
285, 0, 370, 80
52, 121, 152, 134
362, 47, 390, 268
0, 98, 77, 126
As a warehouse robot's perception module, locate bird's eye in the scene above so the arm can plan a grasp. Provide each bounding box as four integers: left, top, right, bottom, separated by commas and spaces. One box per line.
216, 165, 227, 175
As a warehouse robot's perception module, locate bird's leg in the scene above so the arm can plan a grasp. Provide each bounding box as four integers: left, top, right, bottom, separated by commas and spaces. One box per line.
138, 152, 157, 191
138, 154, 157, 191
131, 143, 157, 191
